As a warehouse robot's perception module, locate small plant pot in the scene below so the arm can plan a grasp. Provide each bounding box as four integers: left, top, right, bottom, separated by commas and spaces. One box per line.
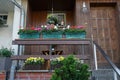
0, 57, 11, 71
51, 64, 62, 70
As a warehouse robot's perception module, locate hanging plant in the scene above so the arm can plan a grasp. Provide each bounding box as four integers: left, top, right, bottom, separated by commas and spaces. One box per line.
47, 14, 58, 25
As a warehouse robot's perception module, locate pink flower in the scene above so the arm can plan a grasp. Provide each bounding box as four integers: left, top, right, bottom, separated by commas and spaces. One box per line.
31, 26, 35, 30
77, 26, 84, 29
35, 27, 42, 31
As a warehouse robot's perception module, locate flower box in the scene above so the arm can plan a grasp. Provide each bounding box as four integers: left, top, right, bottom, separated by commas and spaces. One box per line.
19, 33, 40, 39
18, 27, 41, 39
51, 63, 62, 70
23, 64, 42, 70
50, 56, 64, 70
65, 32, 86, 39
42, 32, 63, 39
23, 57, 45, 70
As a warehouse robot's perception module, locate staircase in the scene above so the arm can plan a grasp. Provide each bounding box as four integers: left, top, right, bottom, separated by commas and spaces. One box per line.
8, 39, 120, 80
92, 69, 115, 80
91, 41, 120, 80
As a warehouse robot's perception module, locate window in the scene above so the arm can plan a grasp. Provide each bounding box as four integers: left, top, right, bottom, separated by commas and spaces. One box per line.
47, 13, 66, 25
0, 14, 8, 25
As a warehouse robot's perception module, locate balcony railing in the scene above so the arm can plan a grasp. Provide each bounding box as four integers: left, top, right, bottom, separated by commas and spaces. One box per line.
11, 39, 92, 70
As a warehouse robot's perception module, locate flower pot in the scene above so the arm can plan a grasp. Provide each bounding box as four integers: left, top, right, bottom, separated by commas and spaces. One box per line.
65, 32, 86, 39
51, 63, 62, 70
42, 32, 62, 39
19, 33, 40, 39
23, 64, 42, 70
0, 57, 12, 71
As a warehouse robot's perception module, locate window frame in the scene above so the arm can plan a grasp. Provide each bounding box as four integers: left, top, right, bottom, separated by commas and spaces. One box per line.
0, 14, 8, 26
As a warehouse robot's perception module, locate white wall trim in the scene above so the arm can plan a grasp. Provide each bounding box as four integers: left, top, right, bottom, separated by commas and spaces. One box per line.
12, 0, 22, 55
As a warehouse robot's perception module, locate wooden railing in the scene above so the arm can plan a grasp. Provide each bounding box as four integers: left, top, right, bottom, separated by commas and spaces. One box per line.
11, 39, 93, 70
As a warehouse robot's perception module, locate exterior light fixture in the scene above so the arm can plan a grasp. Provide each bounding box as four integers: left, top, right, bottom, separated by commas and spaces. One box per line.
81, 2, 89, 13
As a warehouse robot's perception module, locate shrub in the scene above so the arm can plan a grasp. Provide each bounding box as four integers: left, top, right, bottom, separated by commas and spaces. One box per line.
50, 55, 90, 80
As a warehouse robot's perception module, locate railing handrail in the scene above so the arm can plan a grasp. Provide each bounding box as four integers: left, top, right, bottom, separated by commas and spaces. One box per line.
93, 41, 120, 76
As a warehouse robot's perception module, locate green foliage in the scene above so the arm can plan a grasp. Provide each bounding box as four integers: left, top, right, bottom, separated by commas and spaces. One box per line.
42, 29, 63, 34
64, 29, 86, 34
47, 15, 58, 25
51, 56, 64, 65
50, 55, 90, 80
18, 29, 40, 34
0, 47, 13, 57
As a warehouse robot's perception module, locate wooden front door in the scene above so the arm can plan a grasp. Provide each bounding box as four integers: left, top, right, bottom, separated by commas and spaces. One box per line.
90, 6, 120, 64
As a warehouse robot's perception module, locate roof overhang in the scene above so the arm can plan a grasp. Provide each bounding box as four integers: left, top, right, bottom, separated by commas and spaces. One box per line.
29, 0, 75, 11
0, 0, 14, 14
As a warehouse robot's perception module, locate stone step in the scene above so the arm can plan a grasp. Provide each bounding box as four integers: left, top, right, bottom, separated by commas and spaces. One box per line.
92, 69, 116, 80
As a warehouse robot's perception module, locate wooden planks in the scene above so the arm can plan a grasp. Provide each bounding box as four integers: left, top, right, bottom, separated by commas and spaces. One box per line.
12, 39, 91, 45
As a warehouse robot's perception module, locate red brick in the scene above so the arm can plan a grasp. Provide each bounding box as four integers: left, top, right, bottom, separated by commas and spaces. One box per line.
0, 73, 6, 80
15, 72, 53, 80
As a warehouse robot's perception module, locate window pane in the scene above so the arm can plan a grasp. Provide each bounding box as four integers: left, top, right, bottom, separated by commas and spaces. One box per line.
0, 15, 8, 24
3, 16, 7, 20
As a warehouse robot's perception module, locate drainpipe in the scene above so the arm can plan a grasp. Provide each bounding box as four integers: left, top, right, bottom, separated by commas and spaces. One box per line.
11, 0, 25, 29
9, 61, 17, 80
10, 0, 25, 80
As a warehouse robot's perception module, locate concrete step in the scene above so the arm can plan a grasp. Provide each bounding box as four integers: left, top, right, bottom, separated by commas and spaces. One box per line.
92, 69, 116, 80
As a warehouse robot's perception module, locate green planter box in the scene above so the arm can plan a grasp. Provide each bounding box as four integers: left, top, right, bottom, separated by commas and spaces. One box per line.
19, 33, 40, 39
42, 32, 63, 39
65, 32, 86, 39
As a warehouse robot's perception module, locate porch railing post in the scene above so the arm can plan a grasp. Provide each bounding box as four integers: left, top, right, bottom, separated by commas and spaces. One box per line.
114, 70, 118, 80
93, 44, 98, 70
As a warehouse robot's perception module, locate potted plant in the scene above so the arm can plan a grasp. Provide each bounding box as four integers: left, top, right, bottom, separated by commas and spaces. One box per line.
18, 27, 41, 39
64, 25, 86, 39
50, 55, 90, 80
0, 47, 13, 71
47, 15, 58, 25
23, 57, 45, 70
50, 56, 64, 70
41, 25, 63, 39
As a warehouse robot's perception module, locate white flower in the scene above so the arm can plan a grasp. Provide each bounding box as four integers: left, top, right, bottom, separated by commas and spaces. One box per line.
67, 25, 70, 29
44, 25, 47, 28
54, 26, 58, 29
41, 25, 44, 28
63, 28, 65, 30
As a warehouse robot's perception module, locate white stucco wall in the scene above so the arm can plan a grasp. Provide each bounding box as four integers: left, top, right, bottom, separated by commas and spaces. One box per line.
0, 12, 14, 49
0, 0, 27, 55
